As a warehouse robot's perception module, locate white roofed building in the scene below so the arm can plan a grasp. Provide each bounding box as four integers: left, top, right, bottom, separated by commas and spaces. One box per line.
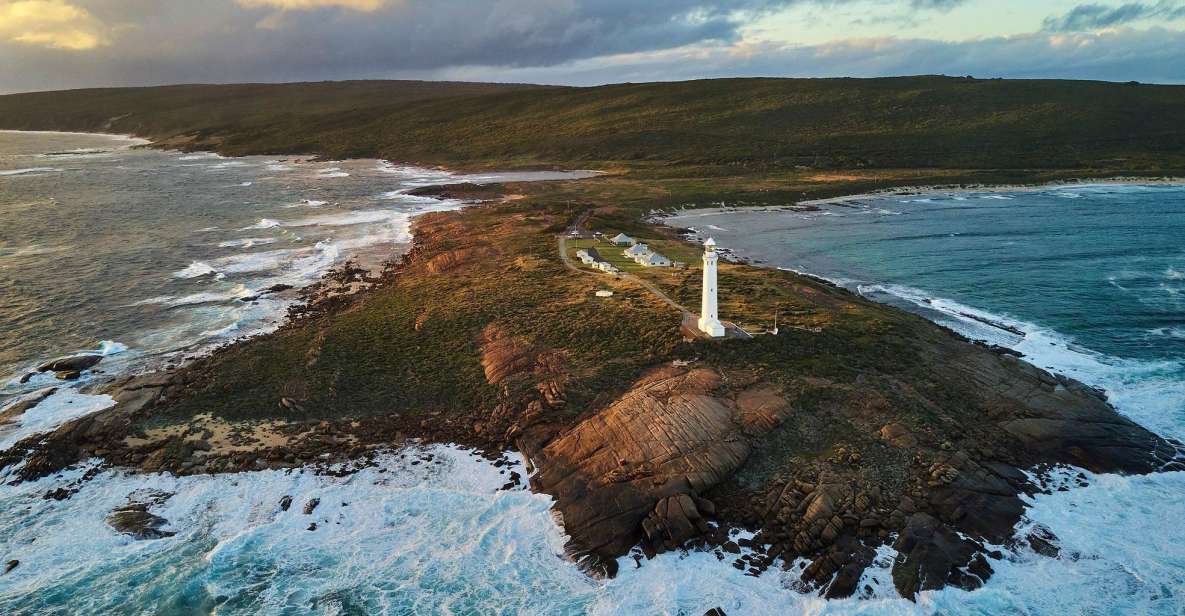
635, 251, 672, 267
623, 243, 650, 258
610, 233, 634, 245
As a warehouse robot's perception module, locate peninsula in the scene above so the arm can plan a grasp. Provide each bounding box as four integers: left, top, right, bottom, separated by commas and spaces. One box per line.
2, 77, 1184, 600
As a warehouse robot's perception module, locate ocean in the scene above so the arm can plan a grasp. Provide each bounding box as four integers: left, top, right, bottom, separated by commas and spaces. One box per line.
2, 132, 1183, 614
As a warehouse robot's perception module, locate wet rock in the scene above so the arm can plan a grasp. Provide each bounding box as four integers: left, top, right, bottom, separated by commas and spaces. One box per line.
37, 354, 103, 373
0, 387, 57, 424
303, 498, 320, 515
279, 495, 293, 512
54, 370, 81, 381
704, 609, 727, 616
641, 494, 714, 553
1024, 525, 1060, 558
43, 487, 72, 501
3, 560, 17, 575
106, 494, 176, 540
891, 513, 981, 598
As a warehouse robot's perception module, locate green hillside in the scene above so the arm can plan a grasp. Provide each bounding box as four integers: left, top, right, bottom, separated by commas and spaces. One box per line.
2, 76, 1184, 171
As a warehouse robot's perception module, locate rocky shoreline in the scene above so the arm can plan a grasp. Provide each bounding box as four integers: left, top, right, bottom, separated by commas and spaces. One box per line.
2, 177, 1183, 603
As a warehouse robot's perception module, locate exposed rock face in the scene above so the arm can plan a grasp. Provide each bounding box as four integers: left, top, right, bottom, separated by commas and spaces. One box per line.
478, 324, 568, 445
529, 366, 788, 566
106, 491, 175, 540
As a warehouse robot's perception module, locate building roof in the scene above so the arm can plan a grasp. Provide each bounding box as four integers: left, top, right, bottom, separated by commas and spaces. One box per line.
610, 233, 634, 244
704, 237, 717, 248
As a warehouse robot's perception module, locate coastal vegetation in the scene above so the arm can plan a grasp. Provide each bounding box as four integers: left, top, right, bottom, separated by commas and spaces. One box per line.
3, 77, 1185, 172
1, 77, 1183, 600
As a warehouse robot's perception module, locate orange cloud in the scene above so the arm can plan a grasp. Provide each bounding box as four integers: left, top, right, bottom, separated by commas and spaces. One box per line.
0, 0, 105, 50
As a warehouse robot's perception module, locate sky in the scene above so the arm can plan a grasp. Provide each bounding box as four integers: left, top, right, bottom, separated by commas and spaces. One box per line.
1, 0, 1184, 93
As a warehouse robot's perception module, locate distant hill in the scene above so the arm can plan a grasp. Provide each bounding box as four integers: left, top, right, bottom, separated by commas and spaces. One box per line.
3, 76, 1184, 170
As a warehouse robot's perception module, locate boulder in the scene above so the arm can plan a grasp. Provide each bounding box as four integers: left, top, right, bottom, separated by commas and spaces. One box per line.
37, 354, 103, 373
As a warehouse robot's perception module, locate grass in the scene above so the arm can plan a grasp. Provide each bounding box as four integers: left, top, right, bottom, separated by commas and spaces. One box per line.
3, 77, 1185, 173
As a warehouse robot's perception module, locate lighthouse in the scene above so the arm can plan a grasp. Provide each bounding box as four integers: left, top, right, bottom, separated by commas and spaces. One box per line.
698, 238, 726, 337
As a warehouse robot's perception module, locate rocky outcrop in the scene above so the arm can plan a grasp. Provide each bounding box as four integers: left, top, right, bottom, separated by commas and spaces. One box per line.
106, 491, 175, 540
529, 366, 789, 570
36, 354, 103, 373
0, 387, 56, 424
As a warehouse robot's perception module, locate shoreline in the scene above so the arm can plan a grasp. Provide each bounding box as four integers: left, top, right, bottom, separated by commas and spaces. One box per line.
0, 129, 151, 145
797, 176, 1185, 207
3, 129, 1183, 603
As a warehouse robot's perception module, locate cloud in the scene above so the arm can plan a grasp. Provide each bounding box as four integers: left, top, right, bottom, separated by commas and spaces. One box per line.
0, 0, 106, 50
1044, 1, 1185, 32
433, 27, 1185, 86
236, 0, 388, 11
0, 0, 1183, 93
909, 0, 967, 10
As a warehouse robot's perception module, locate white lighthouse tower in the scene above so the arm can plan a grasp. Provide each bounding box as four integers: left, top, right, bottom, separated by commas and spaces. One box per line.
698, 238, 726, 338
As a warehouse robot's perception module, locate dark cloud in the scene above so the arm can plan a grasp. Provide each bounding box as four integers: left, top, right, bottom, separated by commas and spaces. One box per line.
0, 0, 808, 92
1043, 1, 1185, 32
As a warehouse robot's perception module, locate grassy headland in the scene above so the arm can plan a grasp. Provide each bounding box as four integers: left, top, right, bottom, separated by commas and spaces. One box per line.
1, 77, 1183, 599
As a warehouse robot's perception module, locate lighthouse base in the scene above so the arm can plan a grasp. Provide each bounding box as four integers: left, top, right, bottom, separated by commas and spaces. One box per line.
697, 316, 726, 338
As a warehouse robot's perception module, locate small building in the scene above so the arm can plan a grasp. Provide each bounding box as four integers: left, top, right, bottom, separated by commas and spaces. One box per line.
635, 251, 672, 267
623, 243, 650, 258
610, 233, 634, 246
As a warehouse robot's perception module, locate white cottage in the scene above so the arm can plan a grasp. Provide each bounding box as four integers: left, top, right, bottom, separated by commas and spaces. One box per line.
623, 243, 650, 258
636, 251, 672, 267
610, 233, 635, 246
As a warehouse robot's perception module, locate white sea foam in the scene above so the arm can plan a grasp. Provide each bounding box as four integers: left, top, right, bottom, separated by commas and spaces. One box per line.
284, 209, 404, 228
217, 237, 277, 249
856, 282, 1185, 439
317, 167, 350, 178
209, 161, 249, 170
241, 218, 281, 230
178, 153, 222, 161
0, 390, 115, 450
173, 261, 218, 279
0, 167, 61, 176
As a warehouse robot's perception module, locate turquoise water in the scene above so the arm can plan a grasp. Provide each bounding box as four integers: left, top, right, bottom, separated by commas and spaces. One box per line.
3, 133, 1184, 614
667, 185, 1185, 441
